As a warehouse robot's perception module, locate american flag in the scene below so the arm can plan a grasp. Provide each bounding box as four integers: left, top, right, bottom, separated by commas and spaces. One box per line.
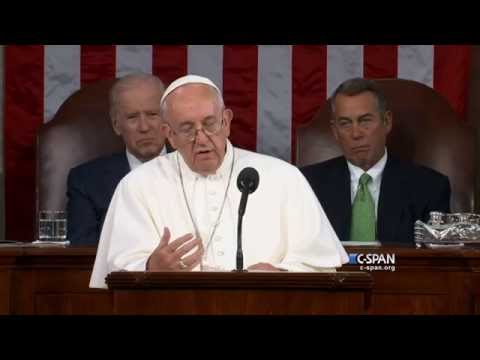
4, 45, 471, 240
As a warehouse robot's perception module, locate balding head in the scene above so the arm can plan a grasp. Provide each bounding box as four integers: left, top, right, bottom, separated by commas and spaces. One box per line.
110, 73, 167, 162
110, 73, 165, 120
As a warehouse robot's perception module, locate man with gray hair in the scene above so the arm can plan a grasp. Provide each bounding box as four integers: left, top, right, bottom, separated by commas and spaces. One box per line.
301, 77, 451, 244
90, 74, 348, 288
67, 73, 168, 246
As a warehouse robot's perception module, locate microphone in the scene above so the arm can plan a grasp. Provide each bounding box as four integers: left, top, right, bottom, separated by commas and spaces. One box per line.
235, 167, 260, 272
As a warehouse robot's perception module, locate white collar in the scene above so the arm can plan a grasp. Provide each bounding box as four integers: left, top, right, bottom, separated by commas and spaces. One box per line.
126, 145, 166, 171
347, 148, 388, 185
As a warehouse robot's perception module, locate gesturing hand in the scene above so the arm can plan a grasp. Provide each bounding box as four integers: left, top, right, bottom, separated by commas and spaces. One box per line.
146, 227, 204, 271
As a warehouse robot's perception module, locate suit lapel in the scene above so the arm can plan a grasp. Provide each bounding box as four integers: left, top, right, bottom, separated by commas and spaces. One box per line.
377, 157, 404, 243
104, 152, 130, 189
330, 158, 352, 241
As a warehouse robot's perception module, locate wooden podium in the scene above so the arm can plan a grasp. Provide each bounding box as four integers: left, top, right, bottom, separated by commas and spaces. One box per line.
106, 271, 373, 315
1, 245, 479, 314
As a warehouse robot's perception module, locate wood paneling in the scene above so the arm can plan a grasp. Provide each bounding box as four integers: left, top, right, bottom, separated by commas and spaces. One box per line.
0, 245, 479, 314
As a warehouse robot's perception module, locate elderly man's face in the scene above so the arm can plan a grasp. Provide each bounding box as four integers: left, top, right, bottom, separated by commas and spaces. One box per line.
331, 91, 392, 171
112, 81, 166, 162
164, 84, 232, 176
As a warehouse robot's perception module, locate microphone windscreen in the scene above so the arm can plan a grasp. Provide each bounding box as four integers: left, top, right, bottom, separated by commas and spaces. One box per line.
237, 167, 259, 194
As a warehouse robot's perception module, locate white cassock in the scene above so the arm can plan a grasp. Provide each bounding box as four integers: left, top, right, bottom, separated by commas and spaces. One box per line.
90, 140, 349, 288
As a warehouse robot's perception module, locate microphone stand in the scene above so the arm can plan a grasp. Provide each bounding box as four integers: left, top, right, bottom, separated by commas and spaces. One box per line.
234, 192, 249, 272
233, 167, 259, 272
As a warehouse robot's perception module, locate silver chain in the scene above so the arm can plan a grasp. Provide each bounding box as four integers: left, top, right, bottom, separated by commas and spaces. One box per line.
176, 149, 235, 255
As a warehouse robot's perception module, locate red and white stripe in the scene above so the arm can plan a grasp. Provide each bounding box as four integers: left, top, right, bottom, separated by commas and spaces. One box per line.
4, 44, 472, 240
39, 45, 473, 159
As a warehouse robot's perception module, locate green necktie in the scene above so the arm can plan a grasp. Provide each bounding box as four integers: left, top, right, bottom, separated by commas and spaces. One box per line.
350, 173, 376, 242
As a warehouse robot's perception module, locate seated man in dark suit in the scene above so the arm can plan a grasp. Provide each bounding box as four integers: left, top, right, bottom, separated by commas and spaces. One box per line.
67, 73, 167, 246
301, 77, 451, 244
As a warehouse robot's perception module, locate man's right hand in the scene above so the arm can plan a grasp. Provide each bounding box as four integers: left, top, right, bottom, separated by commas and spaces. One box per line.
146, 227, 204, 271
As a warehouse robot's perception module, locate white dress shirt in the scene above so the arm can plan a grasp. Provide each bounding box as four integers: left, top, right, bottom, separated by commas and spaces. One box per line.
90, 140, 348, 288
347, 148, 388, 218
126, 145, 167, 171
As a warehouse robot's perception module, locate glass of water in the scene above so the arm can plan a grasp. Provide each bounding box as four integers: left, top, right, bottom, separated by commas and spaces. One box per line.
38, 210, 67, 241
54, 211, 67, 241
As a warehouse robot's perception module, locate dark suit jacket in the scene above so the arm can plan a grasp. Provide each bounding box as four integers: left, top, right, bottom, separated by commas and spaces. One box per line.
66, 152, 130, 246
301, 155, 451, 244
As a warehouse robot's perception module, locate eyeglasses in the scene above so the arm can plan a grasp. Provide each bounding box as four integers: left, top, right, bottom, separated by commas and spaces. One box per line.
170, 117, 225, 143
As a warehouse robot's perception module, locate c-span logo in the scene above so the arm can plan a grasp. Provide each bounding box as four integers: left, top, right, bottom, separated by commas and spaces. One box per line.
349, 253, 396, 272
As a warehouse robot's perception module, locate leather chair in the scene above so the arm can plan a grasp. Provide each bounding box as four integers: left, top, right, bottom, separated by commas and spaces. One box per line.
36, 79, 122, 217
296, 78, 475, 212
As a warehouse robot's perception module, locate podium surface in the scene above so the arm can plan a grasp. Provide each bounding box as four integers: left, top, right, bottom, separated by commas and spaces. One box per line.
106, 271, 373, 315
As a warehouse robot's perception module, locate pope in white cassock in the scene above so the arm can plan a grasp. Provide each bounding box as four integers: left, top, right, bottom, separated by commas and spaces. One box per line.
90, 74, 349, 288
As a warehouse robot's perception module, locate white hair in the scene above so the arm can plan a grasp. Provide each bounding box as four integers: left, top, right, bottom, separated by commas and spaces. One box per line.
109, 73, 165, 120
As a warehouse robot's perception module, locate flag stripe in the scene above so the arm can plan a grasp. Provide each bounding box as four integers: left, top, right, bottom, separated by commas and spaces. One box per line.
364, 45, 398, 79
116, 45, 153, 77
257, 45, 292, 161
3, 44, 473, 241
152, 45, 188, 86
44, 45, 81, 123
434, 45, 471, 119
398, 45, 434, 87
187, 45, 224, 92
327, 45, 364, 98
291, 45, 327, 163
80, 45, 116, 85
223, 45, 258, 152
4, 45, 44, 241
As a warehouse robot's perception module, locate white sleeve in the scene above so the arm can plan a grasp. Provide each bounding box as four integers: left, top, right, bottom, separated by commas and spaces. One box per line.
89, 174, 162, 288
275, 167, 349, 272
